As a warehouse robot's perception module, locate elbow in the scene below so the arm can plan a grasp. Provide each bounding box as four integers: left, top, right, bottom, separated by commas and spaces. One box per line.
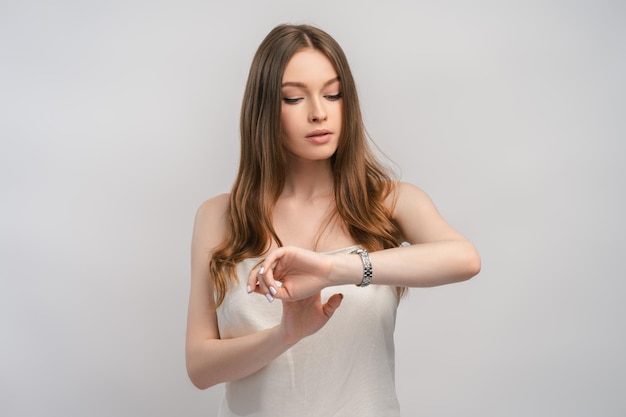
188, 374, 209, 391
186, 353, 218, 390
461, 244, 481, 281
186, 365, 216, 390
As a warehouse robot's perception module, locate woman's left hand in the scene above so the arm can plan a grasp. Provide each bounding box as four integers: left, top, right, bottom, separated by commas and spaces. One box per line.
247, 246, 335, 302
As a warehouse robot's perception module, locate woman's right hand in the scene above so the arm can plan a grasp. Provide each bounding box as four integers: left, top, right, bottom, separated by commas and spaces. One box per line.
187, 196, 345, 389
279, 292, 344, 345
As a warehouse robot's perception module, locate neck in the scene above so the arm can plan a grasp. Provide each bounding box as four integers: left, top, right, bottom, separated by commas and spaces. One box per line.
282, 157, 334, 200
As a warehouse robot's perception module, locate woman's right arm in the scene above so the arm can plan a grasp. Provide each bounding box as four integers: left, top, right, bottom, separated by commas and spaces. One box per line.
185, 195, 342, 389
185, 195, 293, 389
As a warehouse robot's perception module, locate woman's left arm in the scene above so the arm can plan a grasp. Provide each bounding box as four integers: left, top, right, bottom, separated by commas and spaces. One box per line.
333, 181, 481, 288
252, 182, 480, 300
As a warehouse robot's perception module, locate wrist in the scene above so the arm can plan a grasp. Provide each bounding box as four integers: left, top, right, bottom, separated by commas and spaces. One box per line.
329, 253, 363, 286
274, 324, 301, 348
351, 248, 373, 287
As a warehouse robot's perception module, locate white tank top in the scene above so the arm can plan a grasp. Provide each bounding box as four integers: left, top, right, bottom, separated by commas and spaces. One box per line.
215, 246, 401, 417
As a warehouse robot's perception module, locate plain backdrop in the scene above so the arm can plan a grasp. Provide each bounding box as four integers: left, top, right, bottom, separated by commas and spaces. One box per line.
1, 0, 625, 416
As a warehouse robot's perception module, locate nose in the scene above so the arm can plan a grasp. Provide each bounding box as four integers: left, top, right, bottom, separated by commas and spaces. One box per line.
308, 98, 327, 123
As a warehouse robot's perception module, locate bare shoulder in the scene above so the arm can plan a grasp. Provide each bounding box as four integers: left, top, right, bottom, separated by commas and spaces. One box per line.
387, 181, 464, 244
386, 181, 436, 214
192, 193, 230, 253
196, 193, 230, 221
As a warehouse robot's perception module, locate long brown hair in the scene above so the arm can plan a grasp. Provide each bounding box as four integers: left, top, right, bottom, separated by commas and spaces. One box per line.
209, 24, 403, 306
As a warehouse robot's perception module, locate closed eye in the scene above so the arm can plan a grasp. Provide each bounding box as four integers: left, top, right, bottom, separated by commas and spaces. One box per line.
282, 97, 303, 104
325, 93, 342, 101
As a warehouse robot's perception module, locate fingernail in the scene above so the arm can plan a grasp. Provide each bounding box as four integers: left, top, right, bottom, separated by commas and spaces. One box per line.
259, 266, 265, 275
269, 286, 277, 296
246, 285, 251, 293
265, 293, 274, 303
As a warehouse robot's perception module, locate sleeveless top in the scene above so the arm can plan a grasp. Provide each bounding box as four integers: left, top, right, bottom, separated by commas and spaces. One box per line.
215, 246, 401, 417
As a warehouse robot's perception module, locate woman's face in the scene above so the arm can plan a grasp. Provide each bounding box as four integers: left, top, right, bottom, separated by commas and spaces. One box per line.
280, 48, 343, 163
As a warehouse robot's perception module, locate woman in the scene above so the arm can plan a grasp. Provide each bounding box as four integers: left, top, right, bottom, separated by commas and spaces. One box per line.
186, 23, 480, 416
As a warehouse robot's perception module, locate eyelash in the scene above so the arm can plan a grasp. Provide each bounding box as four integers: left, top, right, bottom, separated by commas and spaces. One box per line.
282, 93, 343, 104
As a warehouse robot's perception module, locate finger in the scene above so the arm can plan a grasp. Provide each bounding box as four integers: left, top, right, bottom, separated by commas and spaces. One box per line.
246, 264, 261, 294
253, 265, 275, 301
251, 247, 287, 300
322, 293, 343, 318
258, 264, 279, 301
246, 264, 272, 302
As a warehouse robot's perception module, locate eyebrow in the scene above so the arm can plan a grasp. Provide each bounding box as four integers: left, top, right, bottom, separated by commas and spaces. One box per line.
281, 76, 340, 89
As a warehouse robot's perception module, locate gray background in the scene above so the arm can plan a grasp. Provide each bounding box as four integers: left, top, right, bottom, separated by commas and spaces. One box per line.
1, 0, 624, 416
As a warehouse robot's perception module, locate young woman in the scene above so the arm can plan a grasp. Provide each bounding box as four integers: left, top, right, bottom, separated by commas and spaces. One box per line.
186, 24, 480, 416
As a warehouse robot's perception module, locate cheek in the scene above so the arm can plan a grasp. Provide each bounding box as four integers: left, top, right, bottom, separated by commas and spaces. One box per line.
280, 115, 288, 137
280, 109, 297, 136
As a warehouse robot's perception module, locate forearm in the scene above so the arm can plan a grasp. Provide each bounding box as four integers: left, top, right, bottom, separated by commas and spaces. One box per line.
186, 325, 294, 389
330, 241, 481, 288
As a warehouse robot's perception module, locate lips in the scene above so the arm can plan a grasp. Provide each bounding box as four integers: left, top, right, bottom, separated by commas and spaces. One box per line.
305, 129, 333, 144
305, 129, 332, 138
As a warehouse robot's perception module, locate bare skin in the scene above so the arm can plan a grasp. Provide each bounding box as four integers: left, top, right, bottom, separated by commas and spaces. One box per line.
185, 48, 481, 389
